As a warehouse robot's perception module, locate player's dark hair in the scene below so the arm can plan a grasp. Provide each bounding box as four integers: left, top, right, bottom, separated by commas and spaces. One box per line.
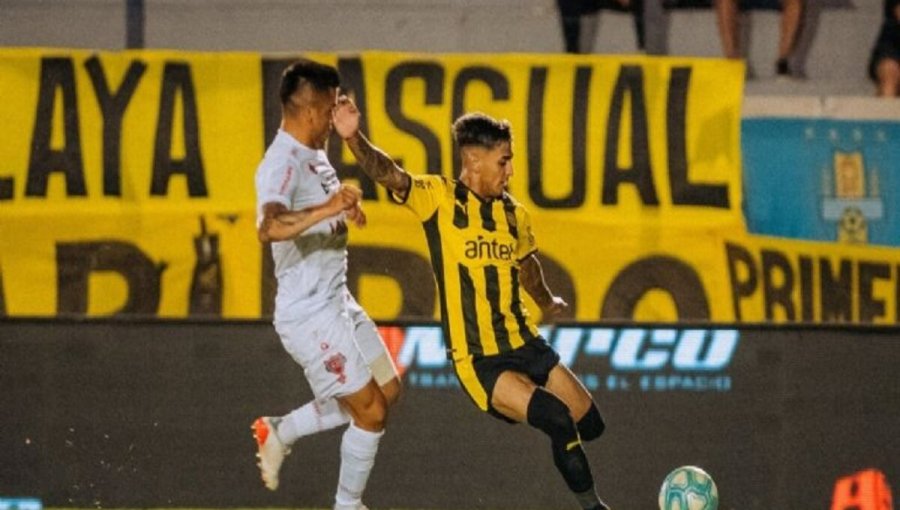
279, 59, 341, 106
452, 112, 512, 149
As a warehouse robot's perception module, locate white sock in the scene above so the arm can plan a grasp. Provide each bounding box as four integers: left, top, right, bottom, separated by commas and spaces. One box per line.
278, 399, 350, 445
334, 422, 383, 509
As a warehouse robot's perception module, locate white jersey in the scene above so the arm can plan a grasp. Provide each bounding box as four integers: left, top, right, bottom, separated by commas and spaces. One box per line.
255, 129, 348, 322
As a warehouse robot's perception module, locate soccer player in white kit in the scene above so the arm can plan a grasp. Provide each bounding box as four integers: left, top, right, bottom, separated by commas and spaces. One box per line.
252, 59, 401, 510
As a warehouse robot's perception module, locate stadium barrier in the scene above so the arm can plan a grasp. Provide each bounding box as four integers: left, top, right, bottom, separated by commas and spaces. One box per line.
1, 319, 897, 509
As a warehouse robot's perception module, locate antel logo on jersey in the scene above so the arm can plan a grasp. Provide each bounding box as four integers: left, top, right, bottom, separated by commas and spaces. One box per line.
378, 326, 740, 392
464, 235, 515, 261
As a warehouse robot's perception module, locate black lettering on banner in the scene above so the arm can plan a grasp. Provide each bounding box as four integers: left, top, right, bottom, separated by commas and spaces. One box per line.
0, 268, 6, 317
723, 243, 899, 324
600, 255, 710, 320
819, 258, 852, 322
761, 249, 795, 321
385, 62, 444, 175
27, 57, 86, 197
896, 264, 900, 323
151, 62, 207, 196
0, 177, 11, 200
602, 65, 658, 205
724, 241, 756, 321
527, 67, 547, 206
56, 241, 164, 315
0, 168, 11, 200
188, 216, 222, 317
858, 261, 890, 323
451, 66, 510, 179
534, 252, 576, 319
347, 246, 436, 318
667, 67, 729, 208
84, 55, 147, 196
527, 66, 590, 208
798, 255, 815, 321
329, 57, 379, 199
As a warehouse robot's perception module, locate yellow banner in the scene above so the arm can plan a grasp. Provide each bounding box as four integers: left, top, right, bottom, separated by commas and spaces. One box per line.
9, 49, 891, 325
0, 48, 263, 207
719, 234, 900, 324
341, 52, 746, 228
1, 210, 260, 317
351, 212, 900, 325
0, 49, 264, 317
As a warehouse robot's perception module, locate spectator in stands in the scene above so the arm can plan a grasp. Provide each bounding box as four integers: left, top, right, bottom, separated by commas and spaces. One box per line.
714, 0, 804, 78
556, 0, 644, 53
868, 0, 900, 96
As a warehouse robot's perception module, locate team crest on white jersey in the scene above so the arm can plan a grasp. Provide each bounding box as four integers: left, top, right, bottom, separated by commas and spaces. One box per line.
324, 352, 348, 383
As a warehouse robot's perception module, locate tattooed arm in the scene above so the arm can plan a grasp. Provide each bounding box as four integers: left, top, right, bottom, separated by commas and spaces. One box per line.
258, 184, 361, 242
520, 253, 568, 318
333, 95, 411, 198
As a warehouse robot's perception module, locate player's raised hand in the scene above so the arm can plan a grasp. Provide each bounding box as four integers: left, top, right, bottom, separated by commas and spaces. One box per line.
332, 95, 360, 140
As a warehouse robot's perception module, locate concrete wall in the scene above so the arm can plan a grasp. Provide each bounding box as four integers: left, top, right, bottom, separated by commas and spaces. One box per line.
0, 0, 885, 95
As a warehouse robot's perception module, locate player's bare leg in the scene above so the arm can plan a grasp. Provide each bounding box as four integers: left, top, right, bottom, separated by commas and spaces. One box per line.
545, 364, 605, 442
377, 375, 401, 406
274, 370, 398, 445
714, 0, 741, 59
877, 58, 900, 97
776, 0, 803, 77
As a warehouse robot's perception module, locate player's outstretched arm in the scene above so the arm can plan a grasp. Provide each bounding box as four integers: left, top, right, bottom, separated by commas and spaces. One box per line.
333, 95, 411, 197
520, 253, 568, 318
258, 184, 361, 242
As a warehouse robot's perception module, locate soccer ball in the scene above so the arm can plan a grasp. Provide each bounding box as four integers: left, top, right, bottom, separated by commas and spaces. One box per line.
658, 465, 719, 510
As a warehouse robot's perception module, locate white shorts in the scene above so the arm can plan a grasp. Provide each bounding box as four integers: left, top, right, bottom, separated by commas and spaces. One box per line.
345, 292, 399, 386
274, 290, 396, 401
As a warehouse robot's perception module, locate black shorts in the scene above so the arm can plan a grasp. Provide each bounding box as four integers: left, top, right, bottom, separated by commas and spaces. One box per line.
869, 21, 900, 82
453, 339, 561, 423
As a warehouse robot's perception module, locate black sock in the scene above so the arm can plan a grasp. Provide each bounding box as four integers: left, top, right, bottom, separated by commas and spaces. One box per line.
575, 487, 610, 510
527, 389, 596, 495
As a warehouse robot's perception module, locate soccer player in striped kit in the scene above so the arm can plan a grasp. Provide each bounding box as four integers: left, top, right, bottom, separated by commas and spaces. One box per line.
333, 100, 611, 510
252, 59, 401, 510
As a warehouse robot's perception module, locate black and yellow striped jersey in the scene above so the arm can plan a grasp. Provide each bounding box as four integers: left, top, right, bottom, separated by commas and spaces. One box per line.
394, 174, 542, 362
